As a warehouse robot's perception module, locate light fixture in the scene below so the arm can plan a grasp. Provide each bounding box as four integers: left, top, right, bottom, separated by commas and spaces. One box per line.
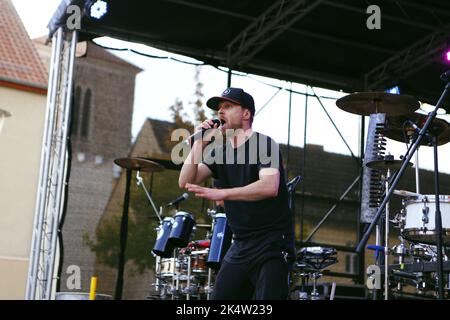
89, 0, 108, 20
385, 86, 400, 94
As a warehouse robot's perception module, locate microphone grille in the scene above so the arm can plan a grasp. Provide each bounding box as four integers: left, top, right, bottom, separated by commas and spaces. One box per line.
182, 192, 189, 200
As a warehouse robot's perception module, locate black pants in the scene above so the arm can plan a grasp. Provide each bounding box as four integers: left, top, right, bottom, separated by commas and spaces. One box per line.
211, 257, 289, 300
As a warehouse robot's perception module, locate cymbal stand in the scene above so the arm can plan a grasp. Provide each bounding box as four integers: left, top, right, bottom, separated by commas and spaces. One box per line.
431, 134, 445, 298
136, 171, 162, 223
384, 168, 391, 300
204, 215, 216, 300
186, 255, 192, 300
407, 133, 421, 194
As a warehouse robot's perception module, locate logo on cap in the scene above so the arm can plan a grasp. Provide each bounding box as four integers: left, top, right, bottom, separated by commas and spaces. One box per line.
222, 89, 231, 96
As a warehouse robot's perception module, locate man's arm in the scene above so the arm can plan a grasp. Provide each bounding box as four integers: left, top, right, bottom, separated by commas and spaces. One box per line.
178, 141, 213, 188
185, 168, 279, 201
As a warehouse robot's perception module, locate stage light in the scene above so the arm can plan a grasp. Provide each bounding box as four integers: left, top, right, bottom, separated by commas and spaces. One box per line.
89, 0, 108, 20
385, 86, 400, 94
446, 50, 450, 62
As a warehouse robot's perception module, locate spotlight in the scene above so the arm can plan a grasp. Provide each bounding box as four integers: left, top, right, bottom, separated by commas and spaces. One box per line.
89, 0, 108, 20
446, 50, 450, 62
385, 86, 400, 94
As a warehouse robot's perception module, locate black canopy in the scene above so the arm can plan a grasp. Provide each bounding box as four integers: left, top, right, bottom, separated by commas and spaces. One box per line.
49, 0, 450, 108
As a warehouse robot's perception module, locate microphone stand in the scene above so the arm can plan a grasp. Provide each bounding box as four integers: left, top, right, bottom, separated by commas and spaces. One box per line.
356, 78, 450, 300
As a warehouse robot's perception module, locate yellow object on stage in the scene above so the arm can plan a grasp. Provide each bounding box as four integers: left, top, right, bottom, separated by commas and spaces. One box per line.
89, 276, 98, 300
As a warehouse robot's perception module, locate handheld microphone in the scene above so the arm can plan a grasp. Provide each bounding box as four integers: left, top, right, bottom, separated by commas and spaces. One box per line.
166, 193, 189, 208
186, 119, 222, 145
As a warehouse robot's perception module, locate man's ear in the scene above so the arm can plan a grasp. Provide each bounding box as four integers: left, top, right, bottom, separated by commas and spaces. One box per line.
243, 108, 251, 121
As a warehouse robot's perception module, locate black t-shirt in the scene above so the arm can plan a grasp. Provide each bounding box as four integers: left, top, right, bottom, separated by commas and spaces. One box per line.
203, 132, 295, 264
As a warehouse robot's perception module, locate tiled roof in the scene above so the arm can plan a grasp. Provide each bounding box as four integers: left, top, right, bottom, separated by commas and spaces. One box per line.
0, 0, 48, 89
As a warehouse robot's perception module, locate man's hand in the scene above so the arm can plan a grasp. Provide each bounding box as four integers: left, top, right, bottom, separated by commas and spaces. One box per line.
185, 183, 227, 201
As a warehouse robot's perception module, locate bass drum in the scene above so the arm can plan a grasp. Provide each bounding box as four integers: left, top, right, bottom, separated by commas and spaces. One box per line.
403, 195, 450, 245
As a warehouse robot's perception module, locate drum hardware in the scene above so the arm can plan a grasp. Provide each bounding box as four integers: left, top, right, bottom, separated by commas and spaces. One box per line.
402, 195, 450, 246
151, 212, 219, 300
356, 74, 450, 300
366, 155, 413, 300
112, 157, 165, 300
336, 92, 420, 116
293, 247, 338, 300
393, 190, 421, 198
136, 171, 163, 223
385, 113, 450, 194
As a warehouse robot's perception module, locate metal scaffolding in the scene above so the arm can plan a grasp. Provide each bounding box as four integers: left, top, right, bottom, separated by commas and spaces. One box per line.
26, 28, 78, 300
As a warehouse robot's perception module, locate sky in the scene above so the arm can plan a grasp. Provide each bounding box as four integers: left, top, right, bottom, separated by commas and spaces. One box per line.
11, 0, 450, 176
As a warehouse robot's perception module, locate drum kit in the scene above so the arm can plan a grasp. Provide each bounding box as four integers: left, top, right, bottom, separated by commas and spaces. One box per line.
336, 91, 450, 299
113, 157, 234, 300
150, 207, 232, 300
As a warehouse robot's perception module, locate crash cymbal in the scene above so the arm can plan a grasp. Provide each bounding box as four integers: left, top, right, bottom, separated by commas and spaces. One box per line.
385, 113, 450, 146
365, 159, 413, 170
113, 157, 164, 172
336, 92, 419, 116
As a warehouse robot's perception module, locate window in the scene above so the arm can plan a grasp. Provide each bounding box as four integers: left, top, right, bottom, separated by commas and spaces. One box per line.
81, 89, 91, 138
72, 86, 81, 134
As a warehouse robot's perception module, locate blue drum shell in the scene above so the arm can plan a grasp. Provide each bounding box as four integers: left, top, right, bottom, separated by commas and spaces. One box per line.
152, 218, 174, 258
168, 212, 195, 247
207, 213, 232, 269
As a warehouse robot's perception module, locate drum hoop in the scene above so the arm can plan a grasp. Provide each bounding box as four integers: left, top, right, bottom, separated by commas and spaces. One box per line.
405, 194, 450, 205
191, 250, 208, 255
173, 211, 194, 219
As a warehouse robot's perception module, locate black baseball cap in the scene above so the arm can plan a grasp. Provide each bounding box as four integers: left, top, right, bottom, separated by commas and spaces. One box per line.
206, 87, 255, 116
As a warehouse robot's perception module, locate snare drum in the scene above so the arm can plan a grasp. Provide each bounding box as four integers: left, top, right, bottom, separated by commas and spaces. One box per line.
206, 213, 232, 269
159, 258, 177, 277
152, 217, 174, 258
168, 212, 196, 247
402, 195, 450, 245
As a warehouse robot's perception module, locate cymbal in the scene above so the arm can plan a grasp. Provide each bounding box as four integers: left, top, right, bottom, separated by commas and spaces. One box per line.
385, 113, 450, 146
336, 92, 419, 116
365, 159, 413, 170
393, 189, 421, 198
113, 157, 164, 172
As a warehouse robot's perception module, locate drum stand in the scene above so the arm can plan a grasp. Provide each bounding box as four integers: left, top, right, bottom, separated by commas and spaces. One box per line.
186, 255, 192, 300
136, 171, 163, 222
206, 268, 213, 300
431, 134, 445, 299
357, 77, 450, 299
411, 135, 421, 194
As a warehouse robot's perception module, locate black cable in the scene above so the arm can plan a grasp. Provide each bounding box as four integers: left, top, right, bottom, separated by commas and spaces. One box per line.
92, 40, 338, 100
55, 87, 75, 292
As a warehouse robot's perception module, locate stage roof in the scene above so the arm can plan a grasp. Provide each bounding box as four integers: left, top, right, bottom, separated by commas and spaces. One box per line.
50, 0, 450, 109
